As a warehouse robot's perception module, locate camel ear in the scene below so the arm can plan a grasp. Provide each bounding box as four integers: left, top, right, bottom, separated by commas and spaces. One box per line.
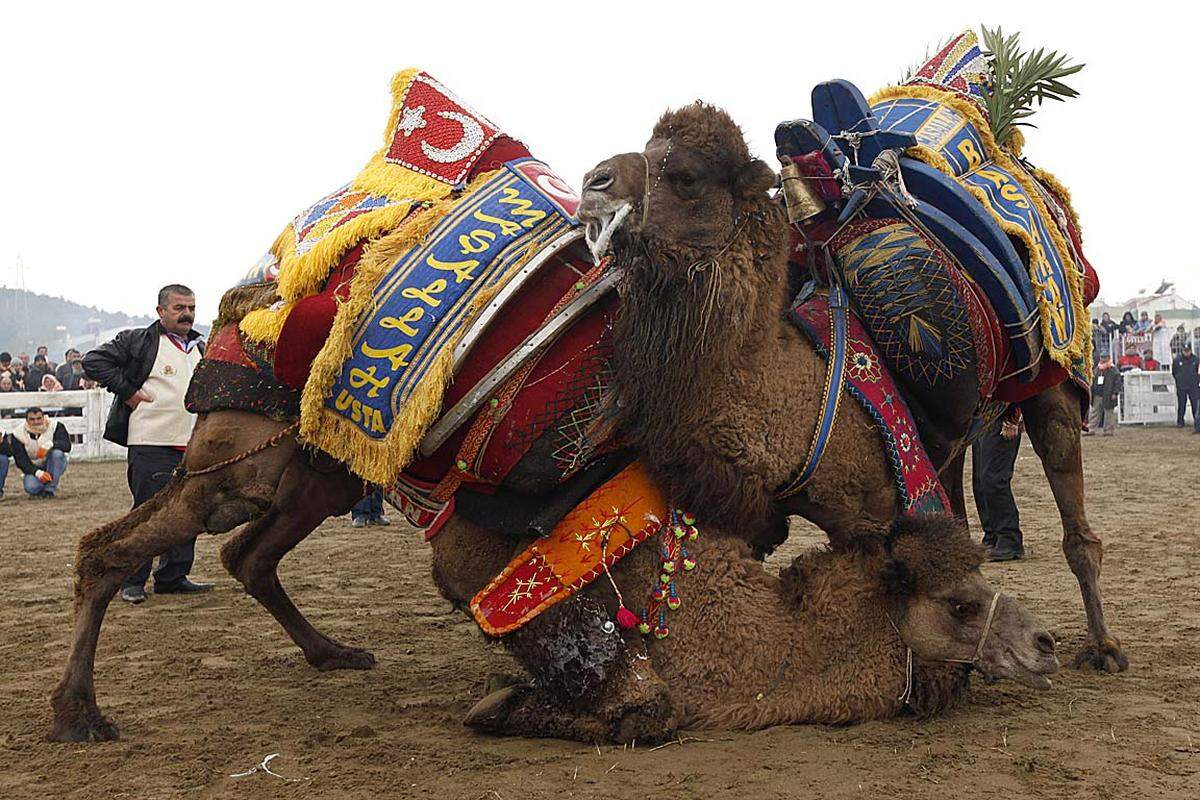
880, 558, 917, 597
734, 159, 777, 198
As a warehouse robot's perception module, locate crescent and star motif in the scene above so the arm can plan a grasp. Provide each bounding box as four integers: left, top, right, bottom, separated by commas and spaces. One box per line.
420, 111, 485, 164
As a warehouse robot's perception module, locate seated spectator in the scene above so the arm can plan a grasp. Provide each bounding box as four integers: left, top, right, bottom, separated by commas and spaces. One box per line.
7, 406, 72, 499
39, 373, 64, 392
0, 373, 14, 393
1118, 351, 1142, 371
1142, 350, 1160, 371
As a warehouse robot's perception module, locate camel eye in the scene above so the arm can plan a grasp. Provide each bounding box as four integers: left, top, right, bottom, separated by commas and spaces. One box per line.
669, 171, 698, 189
952, 601, 979, 618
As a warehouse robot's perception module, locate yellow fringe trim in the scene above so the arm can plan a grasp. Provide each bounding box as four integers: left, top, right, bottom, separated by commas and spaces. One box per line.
297, 170, 513, 484
1030, 166, 1083, 242
272, 68, 464, 305
239, 302, 293, 343
869, 84, 1092, 370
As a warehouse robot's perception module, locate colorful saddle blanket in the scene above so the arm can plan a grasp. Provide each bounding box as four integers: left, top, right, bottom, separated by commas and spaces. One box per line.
776, 30, 1096, 397
231, 69, 587, 486
790, 293, 951, 515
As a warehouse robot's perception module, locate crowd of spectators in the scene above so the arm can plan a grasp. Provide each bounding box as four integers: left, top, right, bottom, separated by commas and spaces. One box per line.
0, 347, 96, 394
1092, 311, 1200, 373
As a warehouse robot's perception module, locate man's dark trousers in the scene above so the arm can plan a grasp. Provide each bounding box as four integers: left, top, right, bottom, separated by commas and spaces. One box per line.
122, 446, 194, 589
1177, 386, 1200, 431
971, 426, 1022, 549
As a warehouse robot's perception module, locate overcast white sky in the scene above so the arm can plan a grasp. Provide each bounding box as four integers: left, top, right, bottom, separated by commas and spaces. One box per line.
1, 1, 1192, 323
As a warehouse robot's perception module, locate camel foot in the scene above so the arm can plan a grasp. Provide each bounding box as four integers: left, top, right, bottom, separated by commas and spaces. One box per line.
464, 683, 531, 732
48, 697, 119, 743
1071, 636, 1129, 673
309, 645, 377, 671
483, 672, 527, 694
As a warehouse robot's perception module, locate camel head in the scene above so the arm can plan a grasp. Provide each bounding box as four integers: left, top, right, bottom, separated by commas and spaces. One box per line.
578, 102, 778, 268
881, 516, 1059, 690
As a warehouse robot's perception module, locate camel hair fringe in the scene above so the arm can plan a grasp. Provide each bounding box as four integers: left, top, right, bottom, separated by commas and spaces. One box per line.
297, 169, 511, 486
869, 84, 1092, 374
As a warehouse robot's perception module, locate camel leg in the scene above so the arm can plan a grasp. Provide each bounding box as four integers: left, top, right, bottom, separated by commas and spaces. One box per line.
48, 411, 298, 742
1022, 383, 1128, 672
49, 477, 221, 741
220, 458, 372, 670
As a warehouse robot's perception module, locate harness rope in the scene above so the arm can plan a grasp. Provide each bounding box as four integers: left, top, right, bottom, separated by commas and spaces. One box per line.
176, 420, 300, 479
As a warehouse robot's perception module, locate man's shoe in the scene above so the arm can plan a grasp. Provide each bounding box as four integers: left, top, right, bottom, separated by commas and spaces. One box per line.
351, 517, 368, 528
154, 578, 214, 594
120, 586, 147, 604
987, 544, 1025, 562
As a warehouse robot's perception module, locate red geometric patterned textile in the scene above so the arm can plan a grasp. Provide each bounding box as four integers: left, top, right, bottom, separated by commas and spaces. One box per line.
385, 72, 501, 186
792, 296, 951, 515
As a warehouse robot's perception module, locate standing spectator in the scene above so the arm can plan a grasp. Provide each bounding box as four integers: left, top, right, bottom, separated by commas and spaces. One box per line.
35, 345, 57, 372
55, 349, 83, 389
1135, 310, 1152, 333
5, 406, 71, 498
350, 489, 391, 527
83, 284, 211, 604
26, 354, 52, 391
1086, 354, 1123, 436
1170, 325, 1188, 359
1150, 313, 1171, 368
1173, 344, 1200, 432
0, 373, 14, 393
972, 414, 1025, 562
1100, 312, 1119, 340
1118, 311, 1137, 334
0, 434, 8, 501
0, 352, 13, 375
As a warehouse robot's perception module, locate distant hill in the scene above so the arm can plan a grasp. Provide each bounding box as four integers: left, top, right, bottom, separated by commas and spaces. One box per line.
0, 287, 155, 357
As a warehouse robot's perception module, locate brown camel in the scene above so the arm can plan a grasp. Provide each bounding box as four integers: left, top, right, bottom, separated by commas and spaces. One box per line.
576, 102, 1125, 673
454, 513, 1058, 741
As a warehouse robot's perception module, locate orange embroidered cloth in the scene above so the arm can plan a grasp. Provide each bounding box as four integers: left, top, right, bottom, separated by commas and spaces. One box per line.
470, 462, 667, 636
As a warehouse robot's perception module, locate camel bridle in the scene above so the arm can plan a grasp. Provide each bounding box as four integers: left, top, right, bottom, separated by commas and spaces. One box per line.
891, 590, 1002, 707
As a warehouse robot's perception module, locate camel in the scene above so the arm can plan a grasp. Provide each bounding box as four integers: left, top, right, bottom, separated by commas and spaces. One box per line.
576, 103, 1125, 674
438, 512, 1057, 742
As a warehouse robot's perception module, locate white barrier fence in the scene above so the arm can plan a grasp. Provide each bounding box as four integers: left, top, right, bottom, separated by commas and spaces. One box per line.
1118, 369, 1186, 425
0, 389, 126, 460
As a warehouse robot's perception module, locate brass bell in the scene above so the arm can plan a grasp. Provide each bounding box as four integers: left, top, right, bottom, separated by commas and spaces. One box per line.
780, 158, 827, 224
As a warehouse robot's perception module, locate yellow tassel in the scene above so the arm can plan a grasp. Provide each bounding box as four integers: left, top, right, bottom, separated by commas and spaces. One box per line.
239, 303, 293, 344
868, 84, 1092, 371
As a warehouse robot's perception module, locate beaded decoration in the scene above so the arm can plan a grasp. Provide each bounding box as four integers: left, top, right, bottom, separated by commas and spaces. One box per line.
609, 509, 698, 639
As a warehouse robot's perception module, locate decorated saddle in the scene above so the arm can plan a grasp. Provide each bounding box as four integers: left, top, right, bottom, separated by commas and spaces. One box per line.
776, 30, 1098, 406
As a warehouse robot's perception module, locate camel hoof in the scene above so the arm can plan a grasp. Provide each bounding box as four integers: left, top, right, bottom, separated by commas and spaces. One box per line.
48, 702, 120, 743
311, 647, 377, 671
463, 684, 531, 733
483, 672, 526, 694
1071, 637, 1129, 673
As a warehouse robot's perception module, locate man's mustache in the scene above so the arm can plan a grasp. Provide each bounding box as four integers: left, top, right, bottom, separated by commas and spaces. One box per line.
178, 316, 194, 324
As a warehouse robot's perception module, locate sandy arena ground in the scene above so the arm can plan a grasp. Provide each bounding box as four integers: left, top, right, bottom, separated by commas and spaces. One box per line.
1, 428, 1197, 799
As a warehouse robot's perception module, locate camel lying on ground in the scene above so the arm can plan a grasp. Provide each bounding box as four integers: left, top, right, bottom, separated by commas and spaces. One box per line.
577, 102, 1125, 673
439, 513, 1057, 742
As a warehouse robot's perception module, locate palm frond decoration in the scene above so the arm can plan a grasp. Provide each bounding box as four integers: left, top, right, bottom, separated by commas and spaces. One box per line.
980, 26, 1084, 146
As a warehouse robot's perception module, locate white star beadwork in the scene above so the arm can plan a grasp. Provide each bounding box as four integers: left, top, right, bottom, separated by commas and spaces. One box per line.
399, 105, 427, 137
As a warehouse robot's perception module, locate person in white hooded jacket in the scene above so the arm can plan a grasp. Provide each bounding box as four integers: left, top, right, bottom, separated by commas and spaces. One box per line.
1, 406, 71, 499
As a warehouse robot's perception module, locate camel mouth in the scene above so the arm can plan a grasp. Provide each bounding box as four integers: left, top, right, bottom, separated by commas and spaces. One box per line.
980, 650, 1059, 691
584, 202, 632, 265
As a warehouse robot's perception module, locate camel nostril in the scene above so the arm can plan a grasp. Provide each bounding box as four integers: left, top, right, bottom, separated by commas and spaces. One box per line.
1035, 632, 1056, 654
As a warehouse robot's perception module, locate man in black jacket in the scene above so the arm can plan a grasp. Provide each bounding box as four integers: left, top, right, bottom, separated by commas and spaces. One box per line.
83, 284, 212, 604
1085, 355, 1123, 436
1172, 344, 1200, 432
3, 406, 72, 498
